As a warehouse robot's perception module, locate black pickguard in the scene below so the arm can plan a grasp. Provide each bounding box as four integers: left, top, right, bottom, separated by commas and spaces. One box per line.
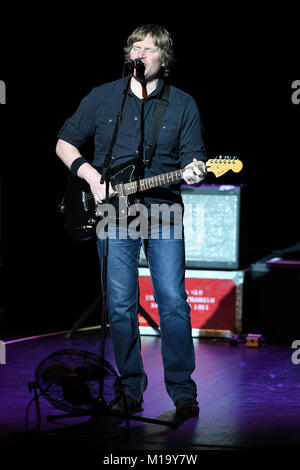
60, 159, 142, 241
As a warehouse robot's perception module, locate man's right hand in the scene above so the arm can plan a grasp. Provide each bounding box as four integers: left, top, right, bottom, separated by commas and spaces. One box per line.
78, 164, 116, 204
55, 139, 116, 203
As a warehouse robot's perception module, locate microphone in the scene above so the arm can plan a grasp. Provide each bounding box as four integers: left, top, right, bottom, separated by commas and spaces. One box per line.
124, 59, 145, 70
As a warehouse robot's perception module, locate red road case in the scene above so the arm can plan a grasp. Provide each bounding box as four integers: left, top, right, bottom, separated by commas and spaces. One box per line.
138, 267, 248, 338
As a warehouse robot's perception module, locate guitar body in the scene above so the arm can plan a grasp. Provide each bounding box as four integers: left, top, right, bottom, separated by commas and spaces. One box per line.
61, 159, 141, 241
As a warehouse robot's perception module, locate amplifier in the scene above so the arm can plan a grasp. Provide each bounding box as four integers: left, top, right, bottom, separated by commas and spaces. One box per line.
139, 184, 247, 270
138, 267, 249, 338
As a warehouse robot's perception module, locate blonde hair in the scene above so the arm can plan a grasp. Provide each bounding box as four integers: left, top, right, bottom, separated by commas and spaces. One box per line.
124, 24, 174, 77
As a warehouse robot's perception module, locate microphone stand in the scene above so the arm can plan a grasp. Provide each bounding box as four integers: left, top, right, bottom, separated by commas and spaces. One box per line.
96, 72, 131, 412
95, 66, 175, 433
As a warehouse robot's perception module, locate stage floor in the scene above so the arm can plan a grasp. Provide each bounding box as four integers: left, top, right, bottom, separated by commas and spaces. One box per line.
0, 328, 299, 459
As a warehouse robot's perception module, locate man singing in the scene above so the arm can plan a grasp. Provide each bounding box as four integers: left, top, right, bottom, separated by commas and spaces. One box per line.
56, 24, 207, 421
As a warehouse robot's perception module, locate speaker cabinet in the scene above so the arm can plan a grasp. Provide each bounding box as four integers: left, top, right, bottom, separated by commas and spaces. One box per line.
250, 244, 300, 341
139, 184, 247, 270
182, 184, 246, 269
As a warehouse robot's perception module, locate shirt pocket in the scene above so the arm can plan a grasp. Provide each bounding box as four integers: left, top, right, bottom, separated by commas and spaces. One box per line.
95, 115, 117, 150
156, 121, 179, 153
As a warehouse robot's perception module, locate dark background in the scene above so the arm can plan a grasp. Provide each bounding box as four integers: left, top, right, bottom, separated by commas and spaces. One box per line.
1, 3, 299, 338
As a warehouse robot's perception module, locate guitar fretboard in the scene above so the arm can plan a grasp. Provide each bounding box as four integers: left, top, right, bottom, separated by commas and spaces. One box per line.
120, 169, 184, 196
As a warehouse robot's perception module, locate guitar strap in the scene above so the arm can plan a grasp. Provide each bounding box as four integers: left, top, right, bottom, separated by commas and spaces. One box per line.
143, 83, 170, 167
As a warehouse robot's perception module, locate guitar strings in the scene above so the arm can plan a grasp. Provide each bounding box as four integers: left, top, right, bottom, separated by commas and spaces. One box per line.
81, 159, 239, 202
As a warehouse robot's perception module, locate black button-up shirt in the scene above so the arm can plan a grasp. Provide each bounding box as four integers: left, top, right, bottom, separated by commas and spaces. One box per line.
58, 77, 206, 206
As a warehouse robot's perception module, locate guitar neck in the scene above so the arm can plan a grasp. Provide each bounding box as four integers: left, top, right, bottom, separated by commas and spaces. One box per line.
111, 156, 242, 197
122, 168, 184, 196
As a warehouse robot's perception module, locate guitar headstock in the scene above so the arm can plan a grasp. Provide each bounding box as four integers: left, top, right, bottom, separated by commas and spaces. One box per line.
206, 156, 243, 178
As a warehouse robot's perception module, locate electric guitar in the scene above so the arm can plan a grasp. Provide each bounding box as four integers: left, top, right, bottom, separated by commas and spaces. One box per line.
59, 156, 243, 241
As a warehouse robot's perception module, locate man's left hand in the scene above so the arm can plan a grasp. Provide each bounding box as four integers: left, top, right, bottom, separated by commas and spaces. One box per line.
182, 158, 206, 185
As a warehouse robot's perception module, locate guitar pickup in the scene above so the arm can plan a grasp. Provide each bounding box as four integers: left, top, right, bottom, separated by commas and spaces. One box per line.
81, 191, 89, 211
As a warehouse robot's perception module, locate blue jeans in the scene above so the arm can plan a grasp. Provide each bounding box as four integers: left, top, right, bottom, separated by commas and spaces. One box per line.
97, 221, 197, 405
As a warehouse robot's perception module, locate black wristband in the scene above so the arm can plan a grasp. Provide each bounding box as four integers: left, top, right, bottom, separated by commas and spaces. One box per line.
70, 157, 88, 176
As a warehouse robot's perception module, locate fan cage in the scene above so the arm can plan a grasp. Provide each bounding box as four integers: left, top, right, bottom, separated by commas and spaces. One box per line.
34, 349, 119, 413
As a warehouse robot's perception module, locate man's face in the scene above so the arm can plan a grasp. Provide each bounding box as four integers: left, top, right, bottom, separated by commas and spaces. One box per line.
130, 34, 164, 81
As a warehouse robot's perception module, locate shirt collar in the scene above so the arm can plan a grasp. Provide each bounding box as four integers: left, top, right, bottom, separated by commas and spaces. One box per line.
128, 78, 165, 99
